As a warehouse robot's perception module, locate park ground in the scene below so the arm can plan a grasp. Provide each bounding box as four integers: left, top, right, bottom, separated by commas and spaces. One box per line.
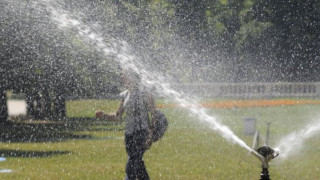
1, 99, 320, 179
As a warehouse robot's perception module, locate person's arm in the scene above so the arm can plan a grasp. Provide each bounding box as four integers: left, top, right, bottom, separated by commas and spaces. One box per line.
96, 99, 124, 121
144, 93, 157, 149
116, 99, 125, 119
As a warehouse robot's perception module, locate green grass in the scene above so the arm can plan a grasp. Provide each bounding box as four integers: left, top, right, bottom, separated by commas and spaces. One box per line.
66, 99, 122, 117
1, 100, 320, 179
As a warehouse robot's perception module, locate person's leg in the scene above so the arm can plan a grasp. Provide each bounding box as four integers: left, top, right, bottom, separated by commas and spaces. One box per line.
125, 134, 137, 180
126, 157, 136, 180
136, 157, 149, 180
135, 130, 149, 180
125, 130, 150, 180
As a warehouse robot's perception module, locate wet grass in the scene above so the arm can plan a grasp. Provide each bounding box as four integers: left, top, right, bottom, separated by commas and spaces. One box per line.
1, 100, 320, 179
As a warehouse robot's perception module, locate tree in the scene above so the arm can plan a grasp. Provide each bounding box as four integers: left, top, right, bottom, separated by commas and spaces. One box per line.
0, 89, 9, 124
0, 0, 121, 120
238, 0, 320, 82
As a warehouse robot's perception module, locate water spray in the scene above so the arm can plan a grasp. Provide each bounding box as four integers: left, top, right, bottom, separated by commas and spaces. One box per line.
45, 3, 284, 180
45, 1, 255, 153
251, 146, 279, 180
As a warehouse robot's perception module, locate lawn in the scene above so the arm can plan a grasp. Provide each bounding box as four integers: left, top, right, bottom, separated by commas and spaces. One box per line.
1, 99, 320, 179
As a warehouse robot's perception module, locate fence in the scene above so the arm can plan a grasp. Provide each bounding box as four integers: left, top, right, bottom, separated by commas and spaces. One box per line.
173, 82, 320, 99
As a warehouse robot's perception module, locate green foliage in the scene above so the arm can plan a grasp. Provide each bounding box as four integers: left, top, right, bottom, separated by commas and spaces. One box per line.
236, 21, 272, 51
237, 0, 320, 81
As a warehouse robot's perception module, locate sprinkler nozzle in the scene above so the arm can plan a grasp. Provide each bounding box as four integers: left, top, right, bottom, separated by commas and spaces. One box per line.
257, 145, 279, 159
251, 146, 279, 180
251, 145, 279, 168
252, 146, 279, 180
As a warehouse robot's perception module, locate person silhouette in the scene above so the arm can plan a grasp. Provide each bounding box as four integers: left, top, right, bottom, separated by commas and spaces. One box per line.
97, 71, 156, 180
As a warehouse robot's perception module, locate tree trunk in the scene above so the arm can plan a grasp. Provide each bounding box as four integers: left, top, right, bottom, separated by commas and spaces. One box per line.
26, 92, 35, 119
33, 94, 42, 119
26, 92, 42, 119
42, 90, 52, 119
0, 89, 9, 124
54, 93, 66, 120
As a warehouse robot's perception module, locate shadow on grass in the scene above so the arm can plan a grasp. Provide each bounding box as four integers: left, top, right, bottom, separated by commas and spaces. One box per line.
89, 127, 124, 132
67, 117, 125, 132
0, 117, 124, 143
0, 149, 71, 158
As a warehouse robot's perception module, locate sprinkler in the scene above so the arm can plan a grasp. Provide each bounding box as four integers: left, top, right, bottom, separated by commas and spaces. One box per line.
251, 145, 279, 180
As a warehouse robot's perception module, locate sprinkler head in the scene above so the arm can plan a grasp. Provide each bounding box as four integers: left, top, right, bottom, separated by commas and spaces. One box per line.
253, 146, 279, 180
257, 145, 276, 158
251, 145, 279, 169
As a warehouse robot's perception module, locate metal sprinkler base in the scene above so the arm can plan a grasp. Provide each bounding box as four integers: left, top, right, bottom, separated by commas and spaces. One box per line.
260, 168, 270, 180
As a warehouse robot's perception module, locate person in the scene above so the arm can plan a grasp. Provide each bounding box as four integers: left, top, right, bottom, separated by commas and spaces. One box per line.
96, 71, 156, 180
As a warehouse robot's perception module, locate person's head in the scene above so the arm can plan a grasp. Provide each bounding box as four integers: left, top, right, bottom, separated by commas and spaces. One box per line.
120, 69, 141, 89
